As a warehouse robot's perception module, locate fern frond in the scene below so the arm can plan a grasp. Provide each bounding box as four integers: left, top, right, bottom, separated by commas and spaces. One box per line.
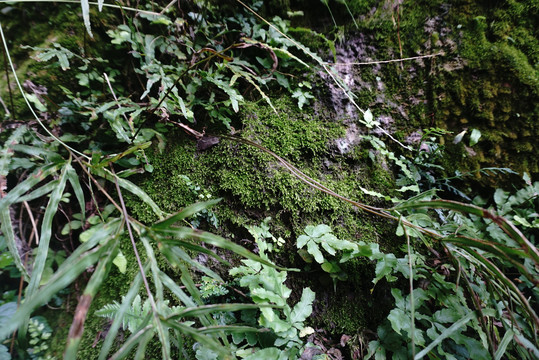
95, 295, 151, 333
0, 125, 27, 177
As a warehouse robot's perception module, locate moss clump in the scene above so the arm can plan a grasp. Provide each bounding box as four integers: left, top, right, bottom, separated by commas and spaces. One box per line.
342, 0, 539, 186
123, 95, 400, 343
131, 97, 396, 242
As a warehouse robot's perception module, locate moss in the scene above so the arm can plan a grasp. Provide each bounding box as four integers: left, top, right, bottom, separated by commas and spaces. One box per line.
121, 95, 401, 348
130, 97, 396, 242
345, 0, 539, 187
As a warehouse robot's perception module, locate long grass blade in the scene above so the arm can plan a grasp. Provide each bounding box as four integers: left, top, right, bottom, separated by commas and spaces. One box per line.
0, 242, 111, 340
159, 237, 231, 267
66, 163, 86, 222
8, 144, 60, 161
80, 0, 93, 37
109, 325, 153, 360
167, 245, 224, 281
152, 199, 220, 230
494, 330, 514, 360
168, 303, 274, 320
196, 325, 266, 335
157, 226, 295, 272
158, 270, 197, 308
414, 311, 476, 359
91, 166, 165, 219
393, 199, 539, 264
98, 263, 147, 360
460, 246, 539, 327
161, 322, 232, 359
0, 163, 60, 210
16, 180, 58, 203
0, 207, 29, 280
444, 236, 537, 285
25, 162, 69, 297
139, 236, 164, 302
65, 240, 120, 359
134, 330, 155, 360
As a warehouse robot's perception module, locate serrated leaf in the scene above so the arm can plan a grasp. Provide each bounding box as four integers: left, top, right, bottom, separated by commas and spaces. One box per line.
251, 288, 286, 306
388, 308, 408, 335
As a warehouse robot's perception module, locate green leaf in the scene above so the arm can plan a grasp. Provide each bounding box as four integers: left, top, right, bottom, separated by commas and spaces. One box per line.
251, 288, 286, 306
259, 308, 291, 333
363, 109, 378, 128
26, 162, 70, 300
0, 344, 10, 360
196, 346, 219, 360
453, 129, 466, 144
113, 251, 127, 273
0, 302, 17, 329
152, 199, 220, 230
311, 224, 331, 238
494, 330, 514, 360
469, 129, 481, 146
306, 240, 324, 264
414, 311, 476, 359
289, 288, 315, 325
296, 234, 310, 248
291, 88, 314, 109
80, 0, 93, 37
243, 347, 281, 360
387, 308, 408, 335
373, 253, 397, 285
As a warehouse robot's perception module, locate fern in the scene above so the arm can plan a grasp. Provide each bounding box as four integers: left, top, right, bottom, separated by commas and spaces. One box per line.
0, 126, 27, 176
95, 295, 152, 333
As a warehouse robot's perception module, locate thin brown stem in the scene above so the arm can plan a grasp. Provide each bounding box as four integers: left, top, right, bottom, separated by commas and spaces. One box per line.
108, 165, 158, 318
1, 38, 14, 118
23, 201, 39, 245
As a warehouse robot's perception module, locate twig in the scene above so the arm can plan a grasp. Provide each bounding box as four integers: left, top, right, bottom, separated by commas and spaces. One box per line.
1, 37, 14, 117
0, 94, 10, 116
159, 0, 176, 15
403, 223, 415, 359
23, 201, 40, 245
326, 52, 444, 66
103, 73, 134, 133
109, 165, 159, 322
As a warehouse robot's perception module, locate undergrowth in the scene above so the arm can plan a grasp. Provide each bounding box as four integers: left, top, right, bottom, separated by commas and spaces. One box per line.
0, 1, 537, 360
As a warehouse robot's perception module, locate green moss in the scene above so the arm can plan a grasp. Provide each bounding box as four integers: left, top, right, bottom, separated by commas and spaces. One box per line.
121, 96, 401, 347
130, 97, 396, 242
